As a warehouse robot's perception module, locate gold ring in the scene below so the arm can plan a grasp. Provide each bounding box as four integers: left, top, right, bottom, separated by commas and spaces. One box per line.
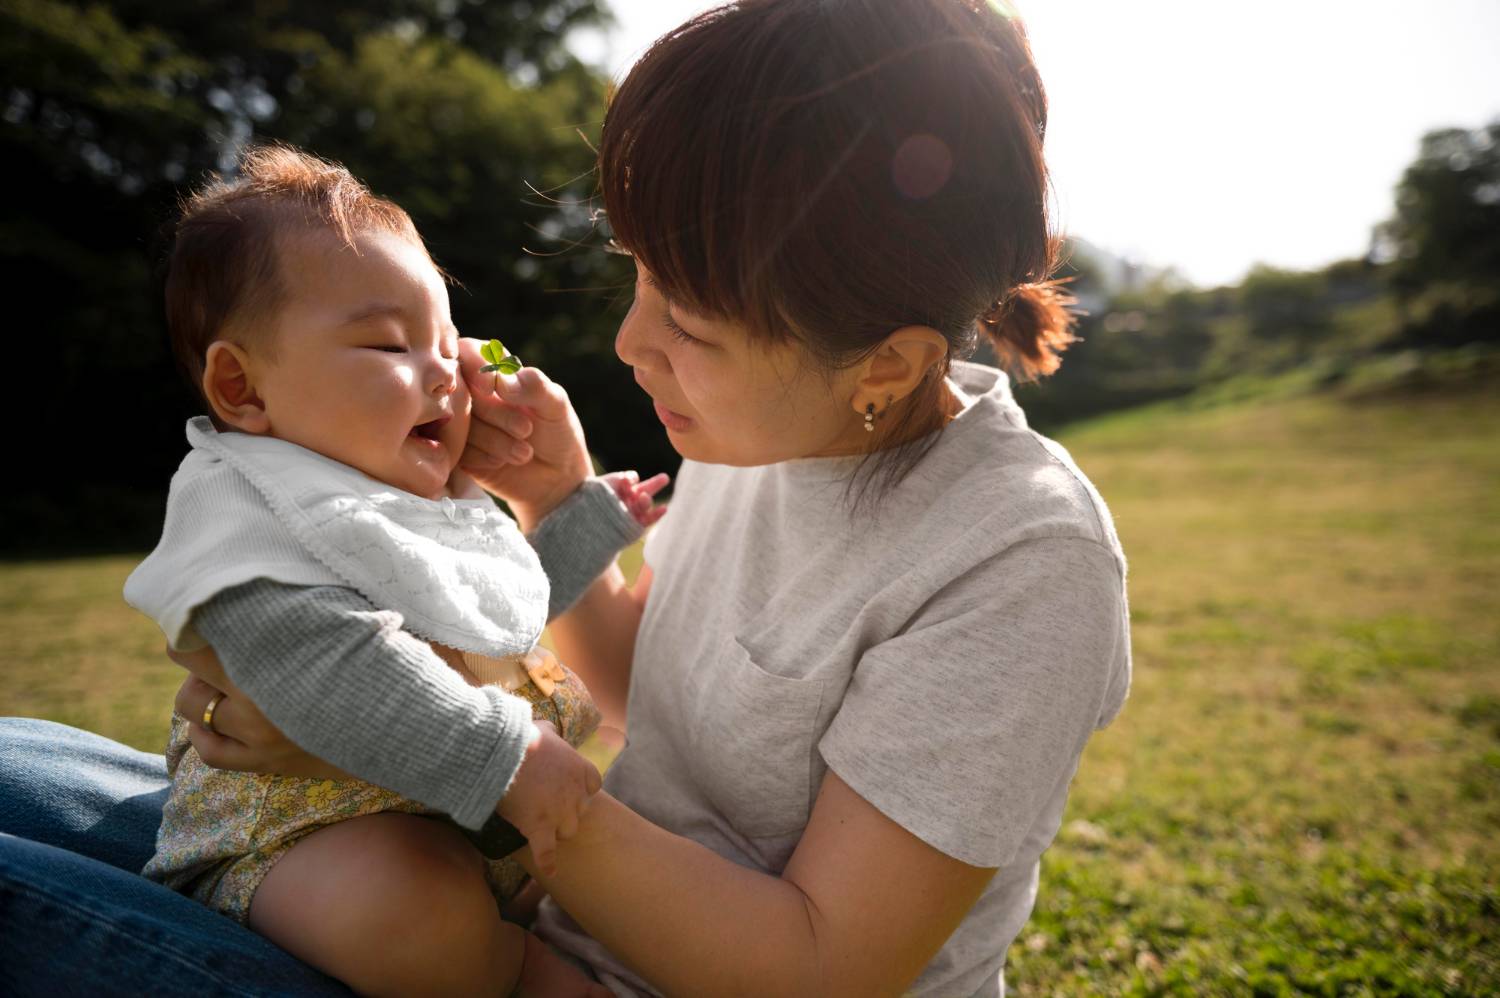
202, 692, 226, 734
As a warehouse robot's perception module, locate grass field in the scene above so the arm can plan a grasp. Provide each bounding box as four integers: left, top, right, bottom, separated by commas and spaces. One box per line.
3, 381, 1497, 995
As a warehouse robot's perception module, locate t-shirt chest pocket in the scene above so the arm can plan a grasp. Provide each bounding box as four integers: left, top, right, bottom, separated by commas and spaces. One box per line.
685, 637, 827, 839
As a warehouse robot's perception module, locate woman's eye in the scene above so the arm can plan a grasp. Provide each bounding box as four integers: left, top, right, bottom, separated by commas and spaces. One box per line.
662, 308, 698, 345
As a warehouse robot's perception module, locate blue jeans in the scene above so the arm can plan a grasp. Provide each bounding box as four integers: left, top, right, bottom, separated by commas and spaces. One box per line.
0, 717, 349, 996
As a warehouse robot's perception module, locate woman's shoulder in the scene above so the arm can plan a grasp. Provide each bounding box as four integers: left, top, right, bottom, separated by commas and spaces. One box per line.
659, 364, 1123, 570
916, 363, 1121, 557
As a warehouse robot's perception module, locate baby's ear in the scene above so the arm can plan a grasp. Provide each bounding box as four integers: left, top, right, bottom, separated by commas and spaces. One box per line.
202, 340, 270, 434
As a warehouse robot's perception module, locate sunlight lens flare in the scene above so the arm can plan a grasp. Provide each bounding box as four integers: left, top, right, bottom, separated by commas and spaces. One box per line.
892, 133, 955, 200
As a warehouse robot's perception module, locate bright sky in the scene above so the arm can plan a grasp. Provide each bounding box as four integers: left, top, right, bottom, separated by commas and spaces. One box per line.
572, 0, 1500, 288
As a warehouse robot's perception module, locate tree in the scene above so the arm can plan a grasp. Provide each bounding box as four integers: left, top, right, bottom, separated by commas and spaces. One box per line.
1238, 265, 1334, 359
1375, 122, 1500, 300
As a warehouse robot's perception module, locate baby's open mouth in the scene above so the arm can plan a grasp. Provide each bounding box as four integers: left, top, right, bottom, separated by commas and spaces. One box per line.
410, 416, 450, 442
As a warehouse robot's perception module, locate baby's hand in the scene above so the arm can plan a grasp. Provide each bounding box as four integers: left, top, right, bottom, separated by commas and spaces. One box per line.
497, 721, 602, 876
602, 471, 670, 527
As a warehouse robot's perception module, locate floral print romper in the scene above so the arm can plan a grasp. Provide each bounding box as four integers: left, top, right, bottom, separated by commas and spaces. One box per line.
142, 644, 599, 923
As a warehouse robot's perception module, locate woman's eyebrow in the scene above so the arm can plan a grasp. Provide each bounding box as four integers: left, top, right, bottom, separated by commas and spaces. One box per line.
642, 270, 711, 322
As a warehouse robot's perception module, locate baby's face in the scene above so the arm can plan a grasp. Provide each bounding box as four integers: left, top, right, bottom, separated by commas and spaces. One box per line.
250, 227, 471, 500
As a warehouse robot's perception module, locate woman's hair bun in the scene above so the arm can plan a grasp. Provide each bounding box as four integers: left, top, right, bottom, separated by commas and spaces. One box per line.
979, 278, 1079, 381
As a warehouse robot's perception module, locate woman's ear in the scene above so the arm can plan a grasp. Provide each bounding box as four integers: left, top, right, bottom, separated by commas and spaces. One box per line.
851, 325, 948, 413
202, 340, 271, 434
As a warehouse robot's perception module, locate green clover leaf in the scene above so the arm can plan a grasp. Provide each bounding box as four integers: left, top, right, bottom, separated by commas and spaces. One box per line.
478, 339, 522, 375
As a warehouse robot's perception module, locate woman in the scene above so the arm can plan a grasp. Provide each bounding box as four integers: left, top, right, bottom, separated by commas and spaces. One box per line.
1, 2, 1129, 994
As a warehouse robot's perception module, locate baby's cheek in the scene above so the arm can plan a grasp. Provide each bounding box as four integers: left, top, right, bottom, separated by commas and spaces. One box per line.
445, 410, 473, 462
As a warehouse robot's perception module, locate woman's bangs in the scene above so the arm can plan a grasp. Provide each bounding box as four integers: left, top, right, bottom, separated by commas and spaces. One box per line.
599, 8, 791, 337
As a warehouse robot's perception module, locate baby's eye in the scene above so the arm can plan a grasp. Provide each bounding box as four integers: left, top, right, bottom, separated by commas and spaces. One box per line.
370, 345, 408, 354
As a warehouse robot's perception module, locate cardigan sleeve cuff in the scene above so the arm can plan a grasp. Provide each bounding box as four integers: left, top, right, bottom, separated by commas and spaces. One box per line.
526, 477, 644, 619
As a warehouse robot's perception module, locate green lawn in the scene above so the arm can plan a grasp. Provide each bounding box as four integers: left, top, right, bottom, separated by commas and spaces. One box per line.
3, 383, 1496, 994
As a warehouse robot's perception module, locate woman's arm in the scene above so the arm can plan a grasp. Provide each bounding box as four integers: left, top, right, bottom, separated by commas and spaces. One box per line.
544, 563, 652, 729
531, 769, 995, 998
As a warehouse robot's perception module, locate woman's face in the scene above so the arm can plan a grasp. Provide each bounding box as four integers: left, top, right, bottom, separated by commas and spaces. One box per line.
616, 262, 870, 466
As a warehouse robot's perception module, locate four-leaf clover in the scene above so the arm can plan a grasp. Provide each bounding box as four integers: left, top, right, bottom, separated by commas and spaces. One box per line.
479, 339, 523, 379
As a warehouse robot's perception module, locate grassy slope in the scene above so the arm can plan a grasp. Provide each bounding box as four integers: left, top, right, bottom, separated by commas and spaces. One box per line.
1007, 382, 1499, 995
2, 386, 1496, 994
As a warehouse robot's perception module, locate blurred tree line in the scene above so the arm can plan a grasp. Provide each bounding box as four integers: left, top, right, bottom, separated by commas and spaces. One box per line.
1016, 120, 1500, 430
3, 0, 1495, 553
2, 0, 660, 554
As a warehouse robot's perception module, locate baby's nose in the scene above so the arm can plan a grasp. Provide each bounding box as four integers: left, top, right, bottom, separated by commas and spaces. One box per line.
429, 354, 459, 396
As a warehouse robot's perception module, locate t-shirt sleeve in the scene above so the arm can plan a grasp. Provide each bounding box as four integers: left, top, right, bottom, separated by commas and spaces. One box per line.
193, 579, 536, 830
817, 536, 1128, 869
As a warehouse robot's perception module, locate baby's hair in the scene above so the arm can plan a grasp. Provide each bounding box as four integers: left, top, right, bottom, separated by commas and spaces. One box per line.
163, 143, 427, 404
601, 0, 1076, 493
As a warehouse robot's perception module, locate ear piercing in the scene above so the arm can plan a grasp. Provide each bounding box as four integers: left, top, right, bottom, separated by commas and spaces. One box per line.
863, 395, 896, 432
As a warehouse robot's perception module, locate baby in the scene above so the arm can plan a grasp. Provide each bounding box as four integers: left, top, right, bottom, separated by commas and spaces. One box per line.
126, 145, 658, 996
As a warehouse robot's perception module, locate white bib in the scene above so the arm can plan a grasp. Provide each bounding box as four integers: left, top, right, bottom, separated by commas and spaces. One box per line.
125, 417, 549, 657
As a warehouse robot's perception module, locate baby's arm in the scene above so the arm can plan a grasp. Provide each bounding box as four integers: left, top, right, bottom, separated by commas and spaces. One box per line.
192, 580, 594, 839
522, 473, 665, 620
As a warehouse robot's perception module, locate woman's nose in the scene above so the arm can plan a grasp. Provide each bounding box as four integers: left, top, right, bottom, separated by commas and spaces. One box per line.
615, 304, 660, 371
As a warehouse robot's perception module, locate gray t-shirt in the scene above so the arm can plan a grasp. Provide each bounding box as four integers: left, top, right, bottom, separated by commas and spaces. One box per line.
536, 363, 1132, 997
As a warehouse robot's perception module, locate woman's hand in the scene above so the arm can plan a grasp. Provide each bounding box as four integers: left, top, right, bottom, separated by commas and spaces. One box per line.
168, 645, 351, 781
457, 338, 592, 533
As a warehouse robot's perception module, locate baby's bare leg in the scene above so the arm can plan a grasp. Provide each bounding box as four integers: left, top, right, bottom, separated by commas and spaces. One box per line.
249, 812, 523, 997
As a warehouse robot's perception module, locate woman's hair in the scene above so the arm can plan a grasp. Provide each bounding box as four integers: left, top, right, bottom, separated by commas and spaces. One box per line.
600, 0, 1075, 493
164, 143, 426, 403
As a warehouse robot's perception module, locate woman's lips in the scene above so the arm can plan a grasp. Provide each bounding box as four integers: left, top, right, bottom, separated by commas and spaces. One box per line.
653, 400, 694, 432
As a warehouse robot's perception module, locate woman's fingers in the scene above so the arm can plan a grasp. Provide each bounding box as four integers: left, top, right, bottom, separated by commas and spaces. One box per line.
464, 403, 539, 470
174, 675, 211, 722
466, 377, 559, 469
457, 337, 499, 397
174, 673, 281, 750
185, 722, 265, 772
494, 367, 572, 424
176, 674, 258, 743
166, 643, 232, 691
459, 336, 566, 424
472, 403, 534, 442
